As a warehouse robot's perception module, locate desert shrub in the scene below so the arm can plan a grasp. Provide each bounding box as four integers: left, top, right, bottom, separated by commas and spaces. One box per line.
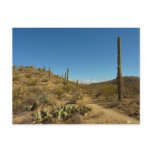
25, 73, 32, 78
13, 87, 21, 101
28, 78, 38, 86
65, 83, 77, 92
96, 85, 117, 97
55, 79, 62, 84
20, 117, 33, 124
105, 101, 118, 108
13, 65, 17, 69
77, 105, 91, 116
79, 84, 90, 90
46, 94, 59, 105
13, 85, 25, 101
38, 95, 48, 104
24, 98, 39, 111
13, 100, 25, 114
13, 76, 20, 81
41, 78, 49, 82
28, 86, 42, 93
68, 114, 82, 124
53, 88, 65, 100
100, 97, 140, 119
123, 87, 139, 98
13, 85, 27, 113
73, 91, 83, 100
95, 92, 102, 98
63, 81, 66, 85
66, 99, 77, 104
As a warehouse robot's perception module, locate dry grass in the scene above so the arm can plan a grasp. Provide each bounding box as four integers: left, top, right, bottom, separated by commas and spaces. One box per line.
96, 96, 140, 119
12, 66, 140, 124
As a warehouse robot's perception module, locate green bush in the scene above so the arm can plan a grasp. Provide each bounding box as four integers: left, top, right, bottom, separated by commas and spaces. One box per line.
54, 88, 65, 99
41, 78, 48, 82
13, 86, 24, 101
96, 85, 117, 97
77, 105, 91, 116
24, 98, 39, 111
28, 78, 38, 86
13, 100, 24, 114
55, 79, 62, 84
13, 76, 20, 81
25, 73, 32, 78
29, 86, 42, 93
38, 95, 48, 104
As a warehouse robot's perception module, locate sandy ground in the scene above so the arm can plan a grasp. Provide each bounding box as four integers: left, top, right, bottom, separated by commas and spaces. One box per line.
13, 100, 139, 124
83, 103, 139, 124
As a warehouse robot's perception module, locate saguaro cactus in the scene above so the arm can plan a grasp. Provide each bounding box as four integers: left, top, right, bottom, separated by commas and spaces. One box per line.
33, 65, 35, 77
76, 80, 78, 84
34, 65, 37, 70
20, 64, 24, 72
43, 66, 46, 71
117, 36, 122, 101
65, 72, 66, 79
67, 68, 69, 85
49, 67, 51, 77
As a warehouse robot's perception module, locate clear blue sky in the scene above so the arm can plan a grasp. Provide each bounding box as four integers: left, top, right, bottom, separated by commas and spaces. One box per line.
13, 28, 140, 83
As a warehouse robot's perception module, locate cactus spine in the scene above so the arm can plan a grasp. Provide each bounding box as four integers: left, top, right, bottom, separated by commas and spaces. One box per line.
117, 36, 122, 101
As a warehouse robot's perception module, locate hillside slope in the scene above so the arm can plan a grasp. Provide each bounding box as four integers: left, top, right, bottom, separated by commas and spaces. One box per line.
13, 66, 140, 124
90, 76, 140, 97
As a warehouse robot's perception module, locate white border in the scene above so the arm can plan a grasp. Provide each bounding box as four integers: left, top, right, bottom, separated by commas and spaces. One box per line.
0, 0, 152, 152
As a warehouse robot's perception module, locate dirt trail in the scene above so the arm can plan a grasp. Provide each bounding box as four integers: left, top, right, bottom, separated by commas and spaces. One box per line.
13, 111, 33, 124
83, 103, 139, 124
13, 95, 139, 124
81, 96, 139, 124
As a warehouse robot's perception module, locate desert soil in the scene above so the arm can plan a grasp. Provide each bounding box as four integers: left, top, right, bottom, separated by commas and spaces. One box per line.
13, 96, 139, 124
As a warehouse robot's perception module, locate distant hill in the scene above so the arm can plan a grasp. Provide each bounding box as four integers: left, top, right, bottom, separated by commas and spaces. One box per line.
90, 76, 140, 96
90, 76, 139, 86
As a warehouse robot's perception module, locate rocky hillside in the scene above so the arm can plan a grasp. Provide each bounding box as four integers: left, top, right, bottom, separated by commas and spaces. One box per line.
13, 65, 140, 124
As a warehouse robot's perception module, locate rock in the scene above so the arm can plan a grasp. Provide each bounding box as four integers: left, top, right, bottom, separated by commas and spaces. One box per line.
24, 98, 39, 111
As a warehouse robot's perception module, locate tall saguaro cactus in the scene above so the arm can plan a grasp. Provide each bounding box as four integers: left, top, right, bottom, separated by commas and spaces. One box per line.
76, 80, 78, 84
43, 66, 46, 71
49, 66, 51, 77
65, 72, 66, 79
67, 68, 69, 85
117, 36, 122, 101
